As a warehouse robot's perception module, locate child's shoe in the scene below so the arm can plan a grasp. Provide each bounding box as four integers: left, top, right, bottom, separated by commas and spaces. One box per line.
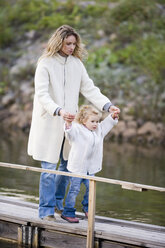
61, 215, 79, 223
82, 209, 88, 218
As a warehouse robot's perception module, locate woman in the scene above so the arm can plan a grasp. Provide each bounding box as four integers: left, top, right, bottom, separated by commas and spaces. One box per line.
27, 25, 120, 221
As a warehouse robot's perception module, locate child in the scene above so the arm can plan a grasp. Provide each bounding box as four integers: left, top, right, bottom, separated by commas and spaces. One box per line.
61, 105, 119, 223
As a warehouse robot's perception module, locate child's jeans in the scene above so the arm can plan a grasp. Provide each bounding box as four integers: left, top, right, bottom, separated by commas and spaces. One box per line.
62, 174, 93, 218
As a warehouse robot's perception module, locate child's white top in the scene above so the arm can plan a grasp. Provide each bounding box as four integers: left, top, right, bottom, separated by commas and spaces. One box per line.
64, 114, 118, 175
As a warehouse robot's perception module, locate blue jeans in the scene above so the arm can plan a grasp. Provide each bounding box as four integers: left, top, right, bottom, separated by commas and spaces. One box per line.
62, 177, 89, 218
39, 144, 69, 218
39, 161, 57, 218
55, 153, 69, 211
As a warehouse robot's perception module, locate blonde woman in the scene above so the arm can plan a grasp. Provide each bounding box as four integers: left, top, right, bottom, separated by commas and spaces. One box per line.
61, 105, 119, 223
27, 25, 120, 221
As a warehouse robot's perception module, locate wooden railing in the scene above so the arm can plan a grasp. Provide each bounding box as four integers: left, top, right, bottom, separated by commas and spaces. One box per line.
0, 161, 165, 248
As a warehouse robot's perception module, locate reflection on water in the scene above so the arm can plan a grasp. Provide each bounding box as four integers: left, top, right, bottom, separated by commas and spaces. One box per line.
0, 240, 18, 248
0, 129, 165, 226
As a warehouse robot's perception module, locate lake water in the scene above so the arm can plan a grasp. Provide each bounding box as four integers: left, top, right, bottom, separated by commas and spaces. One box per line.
0, 129, 165, 227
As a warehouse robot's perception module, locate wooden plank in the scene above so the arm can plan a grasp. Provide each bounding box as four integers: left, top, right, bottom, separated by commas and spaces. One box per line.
0, 196, 165, 248
94, 221, 165, 248
0, 220, 18, 241
17, 226, 22, 245
40, 230, 86, 248
92, 214, 165, 232
121, 183, 144, 191
0, 162, 165, 192
101, 240, 141, 248
0, 201, 88, 236
87, 180, 96, 248
32, 227, 39, 248
1, 196, 164, 233
0, 214, 28, 225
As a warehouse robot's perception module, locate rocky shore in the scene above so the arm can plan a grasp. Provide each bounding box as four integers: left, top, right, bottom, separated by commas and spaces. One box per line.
0, 33, 165, 146
1, 91, 165, 146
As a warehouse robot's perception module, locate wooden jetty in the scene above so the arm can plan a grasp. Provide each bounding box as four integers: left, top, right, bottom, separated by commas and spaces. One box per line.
0, 162, 165, 248
1, 195, 165, 248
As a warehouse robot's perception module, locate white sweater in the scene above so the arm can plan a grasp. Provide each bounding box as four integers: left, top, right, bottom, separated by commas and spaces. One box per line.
64, 115, 118, 175
27, 53, 111, 163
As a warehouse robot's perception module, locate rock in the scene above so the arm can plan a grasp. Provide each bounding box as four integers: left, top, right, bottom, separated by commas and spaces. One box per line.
136, 75, 147, 85
122, 105, 134, 121
24, 102, 33, 111
156, 123, 164, 132
113, 121, 126, 136
147, 135, 156, 144
123, 128, 137, 140
137, 122, 158, 136
9, 103, 19, 113
0, 109, 12, 121
93, 37, 109, 48
109, 33, 117, 41
127, 121, 137, 129
160, 92, 165, 101
122, 114, 134, 121
137, 118, 145, 127
78, 1, 95, 8
1, 92, 15, 106
108, 2, 119, 9
25, 30, 36, 39
156, 3, 164, 10
97, 30, 105, 37
10, 41, 42, 76
20, 82, 34, 103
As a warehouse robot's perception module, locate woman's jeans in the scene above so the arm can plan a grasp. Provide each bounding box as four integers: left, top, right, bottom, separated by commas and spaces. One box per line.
39, 151, 69, 219
62, 176, 90, 218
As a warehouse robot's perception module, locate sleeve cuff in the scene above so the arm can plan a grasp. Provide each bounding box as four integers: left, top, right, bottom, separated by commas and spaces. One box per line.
103, 102, 113, 112
54, 107, 62, 116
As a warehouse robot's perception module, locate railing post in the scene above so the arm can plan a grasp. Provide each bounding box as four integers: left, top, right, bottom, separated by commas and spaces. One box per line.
86, 179, 96, 248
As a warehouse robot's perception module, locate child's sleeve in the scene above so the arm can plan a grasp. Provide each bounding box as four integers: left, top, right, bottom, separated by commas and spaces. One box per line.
64, 123, 79, 142
100, 114, 118, 138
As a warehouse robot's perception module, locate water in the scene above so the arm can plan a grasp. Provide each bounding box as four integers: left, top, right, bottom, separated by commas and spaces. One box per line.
0, 129, 165, 227
0, 240, 18, 248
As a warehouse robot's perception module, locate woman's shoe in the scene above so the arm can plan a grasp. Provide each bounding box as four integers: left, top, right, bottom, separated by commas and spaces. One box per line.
43, 215, 56, 221
61, 215, 79, 223
55, 207, 63, 215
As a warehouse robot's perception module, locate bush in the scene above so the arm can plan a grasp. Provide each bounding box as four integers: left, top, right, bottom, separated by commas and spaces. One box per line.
117, 36, 165, 84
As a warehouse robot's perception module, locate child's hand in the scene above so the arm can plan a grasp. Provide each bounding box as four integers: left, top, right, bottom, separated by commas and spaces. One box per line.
111, 111, 119, 120
65, 120, 72, 129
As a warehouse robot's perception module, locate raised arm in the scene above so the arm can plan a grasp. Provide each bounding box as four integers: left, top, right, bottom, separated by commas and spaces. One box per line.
100, 114, 118, 138
64, 122, 79, 142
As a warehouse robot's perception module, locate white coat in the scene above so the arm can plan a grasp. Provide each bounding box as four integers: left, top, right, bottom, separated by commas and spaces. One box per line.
27, 53, 110, 163
65, 115, 118, 175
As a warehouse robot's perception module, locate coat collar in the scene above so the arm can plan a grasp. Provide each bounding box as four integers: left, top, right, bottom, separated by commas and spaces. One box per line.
55, 53, 72, 65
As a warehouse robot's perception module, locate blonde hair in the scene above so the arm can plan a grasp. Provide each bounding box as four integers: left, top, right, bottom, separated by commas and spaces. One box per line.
75, 105, 102, 124
39, 25, 87, 62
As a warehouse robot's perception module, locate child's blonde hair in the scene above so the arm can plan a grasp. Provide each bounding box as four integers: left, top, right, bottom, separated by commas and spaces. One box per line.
75, 105, 102, 124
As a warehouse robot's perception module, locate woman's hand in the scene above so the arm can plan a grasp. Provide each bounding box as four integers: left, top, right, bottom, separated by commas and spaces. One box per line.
59, 109, 75, 122
109, 106, 120, 120
109, 105, 120, 114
